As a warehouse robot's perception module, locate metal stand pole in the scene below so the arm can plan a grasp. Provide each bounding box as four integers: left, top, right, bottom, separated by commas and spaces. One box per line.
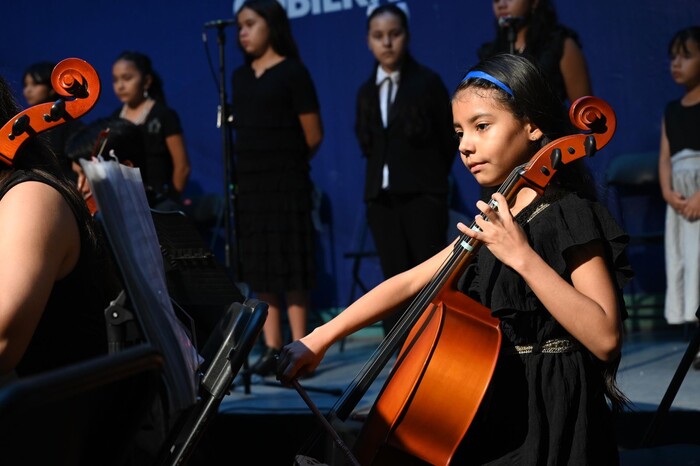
214, 24, 237, 272
211, 24, 251, 394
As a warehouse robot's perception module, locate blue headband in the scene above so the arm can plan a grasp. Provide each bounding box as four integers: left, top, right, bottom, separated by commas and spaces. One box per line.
462, 71, 514, 97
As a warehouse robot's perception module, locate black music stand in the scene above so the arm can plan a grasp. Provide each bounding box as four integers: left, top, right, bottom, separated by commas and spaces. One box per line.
641, 304, 700, 447
151, 210, 247, 346
155, 299, 268, 466
152, 209, 255, 395
83, 158, 268, 463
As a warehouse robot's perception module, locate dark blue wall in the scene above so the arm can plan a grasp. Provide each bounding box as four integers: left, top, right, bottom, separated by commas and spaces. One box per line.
2, 1, 699, 310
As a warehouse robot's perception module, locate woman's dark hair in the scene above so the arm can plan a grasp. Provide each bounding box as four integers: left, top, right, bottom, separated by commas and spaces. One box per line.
668, 26, 700, 57
521, 0, 560, 58
456, 54, 571, 146
455, 53, 598, 201
23, 61, 55, 87
22, 62, 58, 104
114, 51, 167, 104
367, 4, 410, 35
235, 0, 300, 63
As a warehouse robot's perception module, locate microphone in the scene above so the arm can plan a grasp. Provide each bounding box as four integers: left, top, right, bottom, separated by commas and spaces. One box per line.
498, 15, 522, 29
204, 18, 236, 29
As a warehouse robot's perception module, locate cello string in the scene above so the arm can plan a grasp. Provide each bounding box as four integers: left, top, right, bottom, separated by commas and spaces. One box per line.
294, 163, 530, 460
351, 162, 524, 360
329, 164, 526, 420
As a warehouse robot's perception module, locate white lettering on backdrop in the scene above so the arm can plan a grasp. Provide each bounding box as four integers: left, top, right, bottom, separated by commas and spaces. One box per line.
232, 0, 376, 19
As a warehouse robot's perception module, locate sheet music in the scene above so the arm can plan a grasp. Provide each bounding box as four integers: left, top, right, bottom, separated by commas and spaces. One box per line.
80, 157, 199, 412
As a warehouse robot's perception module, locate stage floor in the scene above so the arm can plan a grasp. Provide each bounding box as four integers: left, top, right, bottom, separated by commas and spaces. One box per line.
190, 326, 700, 465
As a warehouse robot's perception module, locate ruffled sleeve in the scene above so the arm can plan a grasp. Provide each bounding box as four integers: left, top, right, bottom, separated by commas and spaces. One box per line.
462, 192, 633, 318
529, 193, 633, 290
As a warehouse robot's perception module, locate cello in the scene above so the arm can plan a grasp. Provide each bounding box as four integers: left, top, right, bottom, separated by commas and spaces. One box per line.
300, 95, 617, 466
0, 58, 101, 212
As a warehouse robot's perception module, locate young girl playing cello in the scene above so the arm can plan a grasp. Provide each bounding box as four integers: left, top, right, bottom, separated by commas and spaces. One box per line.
278, 53, 631, 465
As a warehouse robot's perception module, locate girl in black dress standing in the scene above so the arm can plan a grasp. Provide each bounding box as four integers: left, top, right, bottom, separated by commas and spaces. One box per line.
111, 51, 191, 209
232, 0, 323, 375
278, 54, 631, 465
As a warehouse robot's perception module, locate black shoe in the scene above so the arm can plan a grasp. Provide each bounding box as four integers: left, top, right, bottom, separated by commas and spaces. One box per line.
250, 346, 280, 376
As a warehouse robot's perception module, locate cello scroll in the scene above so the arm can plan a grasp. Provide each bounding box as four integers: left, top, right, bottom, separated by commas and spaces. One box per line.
517, 95, 616, 195
0, 58, 101, 165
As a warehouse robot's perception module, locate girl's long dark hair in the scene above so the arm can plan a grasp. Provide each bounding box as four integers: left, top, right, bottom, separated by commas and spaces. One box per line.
668, 26, 700, 57
455, 54, 629, 412
235, 0, 300, 64
22, 62, 58, 104
455, 53, 597, 201
366, 3, 409, 34
115, 51, 167, 104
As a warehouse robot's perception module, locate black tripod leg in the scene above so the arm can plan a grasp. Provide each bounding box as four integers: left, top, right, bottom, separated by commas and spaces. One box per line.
641, 304, 700, 447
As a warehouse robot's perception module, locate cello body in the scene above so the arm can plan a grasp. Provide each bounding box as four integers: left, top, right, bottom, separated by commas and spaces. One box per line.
346, 96, 617, 466
353, 290, 500, 465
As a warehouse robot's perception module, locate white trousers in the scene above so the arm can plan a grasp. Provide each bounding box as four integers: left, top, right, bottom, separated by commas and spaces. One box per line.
664, 150, 700, 324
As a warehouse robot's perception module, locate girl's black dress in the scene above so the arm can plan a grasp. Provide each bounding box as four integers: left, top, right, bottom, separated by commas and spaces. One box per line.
231, 58, 319, 292
454, 191, 632, 465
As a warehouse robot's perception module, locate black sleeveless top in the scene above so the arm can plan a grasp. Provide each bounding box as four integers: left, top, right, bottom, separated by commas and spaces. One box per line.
0, 170, 112, 376
664, 99, 700, 156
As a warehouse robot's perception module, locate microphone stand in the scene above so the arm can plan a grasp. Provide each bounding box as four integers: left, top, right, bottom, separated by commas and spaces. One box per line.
506, 23, 517, 54
213, 24, 237, 273
209, 23, 252, 394
498, 16, 521, 54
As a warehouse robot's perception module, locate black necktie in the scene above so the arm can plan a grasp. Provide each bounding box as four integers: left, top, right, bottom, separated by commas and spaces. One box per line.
384, 76, 393, 127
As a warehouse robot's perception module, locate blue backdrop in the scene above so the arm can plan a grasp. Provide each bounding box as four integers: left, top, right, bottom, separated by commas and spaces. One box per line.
2, 0, 699, 311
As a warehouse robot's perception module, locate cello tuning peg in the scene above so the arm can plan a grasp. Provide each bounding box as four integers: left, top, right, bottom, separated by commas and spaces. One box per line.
8, 114, 30, 141
550, 147, 563, 170
43, 99, 66, 123
584, 135, 597, 158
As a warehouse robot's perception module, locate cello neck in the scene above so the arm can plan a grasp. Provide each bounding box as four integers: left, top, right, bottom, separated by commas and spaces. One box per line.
330, 165, 526, 421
